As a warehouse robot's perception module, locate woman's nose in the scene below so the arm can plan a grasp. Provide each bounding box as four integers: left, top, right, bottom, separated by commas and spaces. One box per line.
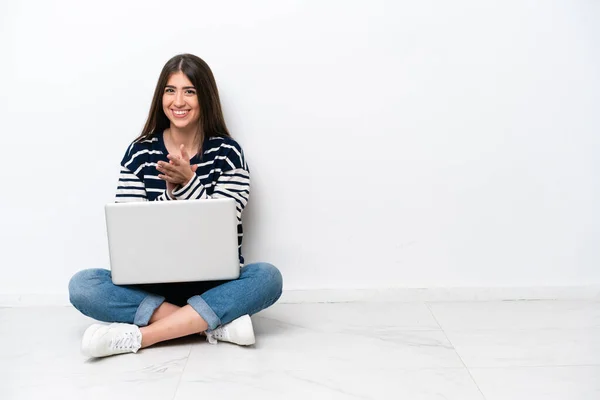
174, 91, 185, 106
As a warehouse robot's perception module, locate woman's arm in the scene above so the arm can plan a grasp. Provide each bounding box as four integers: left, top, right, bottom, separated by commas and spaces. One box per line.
170, 145, 250, 222
115, 165, 172, 202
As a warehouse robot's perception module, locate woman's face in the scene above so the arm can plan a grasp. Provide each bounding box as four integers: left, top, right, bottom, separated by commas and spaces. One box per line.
162, 71, 201, 131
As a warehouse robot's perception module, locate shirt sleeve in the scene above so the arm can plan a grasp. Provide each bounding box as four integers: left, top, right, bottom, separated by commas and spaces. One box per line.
171, 143, 250, 221
115, 165, 172, 202
114, 142, 172, 203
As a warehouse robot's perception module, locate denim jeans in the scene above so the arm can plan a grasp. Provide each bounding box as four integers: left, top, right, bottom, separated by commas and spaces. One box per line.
68, 262, 283, 331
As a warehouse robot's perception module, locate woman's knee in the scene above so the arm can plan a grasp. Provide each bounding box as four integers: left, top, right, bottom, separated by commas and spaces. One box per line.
68, 269, 111, 309
245, 262, 283, 298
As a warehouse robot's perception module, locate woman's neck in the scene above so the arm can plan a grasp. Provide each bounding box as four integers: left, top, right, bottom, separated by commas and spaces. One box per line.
167, 125, 203, 155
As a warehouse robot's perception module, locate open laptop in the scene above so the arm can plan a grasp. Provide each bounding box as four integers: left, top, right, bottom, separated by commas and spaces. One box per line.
105, 198, 240, 285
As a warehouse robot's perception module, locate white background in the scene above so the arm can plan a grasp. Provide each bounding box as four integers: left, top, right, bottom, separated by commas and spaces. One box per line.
0, 0, 598, 301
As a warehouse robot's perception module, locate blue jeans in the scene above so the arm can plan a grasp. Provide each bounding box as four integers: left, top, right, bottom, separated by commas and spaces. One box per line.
68, 262, 283, 331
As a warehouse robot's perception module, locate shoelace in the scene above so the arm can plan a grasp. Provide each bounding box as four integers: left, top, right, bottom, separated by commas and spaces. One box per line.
206, 327, 227, 344
111, 331, 137, 350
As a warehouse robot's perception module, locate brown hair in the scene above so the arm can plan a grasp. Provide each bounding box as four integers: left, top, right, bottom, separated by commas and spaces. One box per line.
136, 54, 231, 149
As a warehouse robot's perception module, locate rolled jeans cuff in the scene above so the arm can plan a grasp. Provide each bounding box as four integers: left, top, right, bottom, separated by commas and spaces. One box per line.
134, 294, 165, 326
188, 295, 221, 331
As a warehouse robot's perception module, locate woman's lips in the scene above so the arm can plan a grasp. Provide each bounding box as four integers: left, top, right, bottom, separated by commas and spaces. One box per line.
171, 109, 190, 118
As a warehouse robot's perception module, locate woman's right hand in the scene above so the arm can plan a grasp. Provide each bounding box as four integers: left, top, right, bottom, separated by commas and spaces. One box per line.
157, 144, 198, 198
165, 163, 197, 197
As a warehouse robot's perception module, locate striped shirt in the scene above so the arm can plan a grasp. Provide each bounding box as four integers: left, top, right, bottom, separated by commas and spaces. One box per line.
115, 131, 250, 265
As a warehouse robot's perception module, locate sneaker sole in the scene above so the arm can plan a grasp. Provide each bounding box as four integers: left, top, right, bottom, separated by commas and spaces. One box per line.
81, 324, 104, 358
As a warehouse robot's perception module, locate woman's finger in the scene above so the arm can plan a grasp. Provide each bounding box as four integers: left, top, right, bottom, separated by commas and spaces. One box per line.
162, 173, 183, 184
167, 154, 182, 166
158, 161, 177, 174
158, 174, 177, 183
180, 144, 190, 161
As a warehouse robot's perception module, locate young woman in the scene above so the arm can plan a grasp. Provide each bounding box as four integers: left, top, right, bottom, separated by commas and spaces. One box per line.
68, 54, 283, 358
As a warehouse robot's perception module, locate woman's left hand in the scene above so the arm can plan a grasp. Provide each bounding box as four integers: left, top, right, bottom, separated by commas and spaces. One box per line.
157, 144, 197, 187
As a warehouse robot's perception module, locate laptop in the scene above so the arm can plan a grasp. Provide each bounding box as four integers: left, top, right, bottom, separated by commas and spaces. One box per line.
105, 198, 240, 285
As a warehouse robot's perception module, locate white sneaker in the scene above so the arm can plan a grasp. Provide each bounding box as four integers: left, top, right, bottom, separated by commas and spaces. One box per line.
81, 323, 142, 358
205, 315, 255, 346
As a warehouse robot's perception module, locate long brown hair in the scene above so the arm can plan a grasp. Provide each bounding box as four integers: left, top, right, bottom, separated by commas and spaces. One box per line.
136, 54, 231, 149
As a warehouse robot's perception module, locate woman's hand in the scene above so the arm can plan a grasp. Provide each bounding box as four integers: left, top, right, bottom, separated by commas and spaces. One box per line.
157, 145, 198, 196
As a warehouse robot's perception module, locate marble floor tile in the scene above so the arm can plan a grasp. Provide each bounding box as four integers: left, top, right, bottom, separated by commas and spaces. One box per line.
428, 300, 600, 330
1, 370, 183, 400
2, 302, 599, 400
469, 365, 600, 400
183, 313, 464, 372
175, 368, 485, 400
444, 327, 600, 368
0, 307, 192, 378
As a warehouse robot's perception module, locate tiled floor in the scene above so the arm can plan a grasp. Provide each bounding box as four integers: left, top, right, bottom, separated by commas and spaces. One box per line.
1, 301, 599, 399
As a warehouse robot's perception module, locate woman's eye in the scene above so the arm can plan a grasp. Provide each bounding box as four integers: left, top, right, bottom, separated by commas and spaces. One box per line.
185, 90, 196, 95
165, 88, 175, 93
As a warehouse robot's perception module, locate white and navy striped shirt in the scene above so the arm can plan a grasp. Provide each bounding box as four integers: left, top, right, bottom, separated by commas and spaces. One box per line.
116, 131, 250, 265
